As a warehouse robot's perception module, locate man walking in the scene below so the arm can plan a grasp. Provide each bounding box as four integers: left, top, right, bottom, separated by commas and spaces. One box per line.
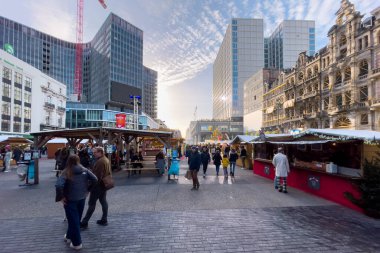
200, 146, 210, 177
81, 147, 111, 228
189, 146, 201, 190
272, 147, 290, 193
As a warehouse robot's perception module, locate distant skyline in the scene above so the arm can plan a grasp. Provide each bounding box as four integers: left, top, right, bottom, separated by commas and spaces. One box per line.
0, 0, 378, 136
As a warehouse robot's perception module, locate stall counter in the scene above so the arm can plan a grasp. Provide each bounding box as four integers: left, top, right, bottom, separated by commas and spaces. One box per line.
253, 159, 362, 213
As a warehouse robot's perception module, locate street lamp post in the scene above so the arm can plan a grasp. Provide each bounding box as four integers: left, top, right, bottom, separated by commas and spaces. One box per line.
130, 95, 141, 130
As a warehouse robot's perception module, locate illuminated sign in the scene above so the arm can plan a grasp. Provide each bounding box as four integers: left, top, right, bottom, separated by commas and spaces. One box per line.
3, 44, 14, 55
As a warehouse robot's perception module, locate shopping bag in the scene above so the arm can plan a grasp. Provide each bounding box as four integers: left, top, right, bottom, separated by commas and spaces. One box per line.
102, 175, 115, 190
184, 170, 192, 180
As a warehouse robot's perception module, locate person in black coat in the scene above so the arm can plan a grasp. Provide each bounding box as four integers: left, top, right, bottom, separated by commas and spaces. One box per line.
229, 149, 239, 177
212, 150, 222, 176
200, 147, 211, 177
189, 146, 201, 190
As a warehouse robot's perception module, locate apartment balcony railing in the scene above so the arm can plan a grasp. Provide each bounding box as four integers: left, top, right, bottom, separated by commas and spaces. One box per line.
372, 68, 380, 76
302, 90, 318, 99
370, 98, 380, 108
57, 106, 66, 113
44, 102, 55, 110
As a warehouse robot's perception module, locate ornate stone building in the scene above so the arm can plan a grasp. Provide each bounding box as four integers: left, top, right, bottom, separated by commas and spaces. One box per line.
262, 0, 380, 132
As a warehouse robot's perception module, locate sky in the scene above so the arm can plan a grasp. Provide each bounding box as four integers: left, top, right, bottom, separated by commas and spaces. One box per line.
0, 0, 378, 136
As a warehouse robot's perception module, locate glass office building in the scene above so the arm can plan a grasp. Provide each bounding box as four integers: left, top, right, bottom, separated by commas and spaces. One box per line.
213, 19, 264, 120
0, 13, 155, 114
65, 102, 158, 130
265, 20, 315, 69
213, 19, 315, 120
143, 66, 157, 119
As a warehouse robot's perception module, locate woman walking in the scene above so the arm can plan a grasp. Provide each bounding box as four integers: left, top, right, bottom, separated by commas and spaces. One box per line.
55, 154, 98, 250
2, 145, 11, 172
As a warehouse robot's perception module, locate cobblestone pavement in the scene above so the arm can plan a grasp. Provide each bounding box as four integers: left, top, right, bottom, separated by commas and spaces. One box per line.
0, 159, 379, 252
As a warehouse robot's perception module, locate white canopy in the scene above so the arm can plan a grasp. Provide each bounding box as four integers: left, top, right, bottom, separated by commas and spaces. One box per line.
300, 129, 380, 141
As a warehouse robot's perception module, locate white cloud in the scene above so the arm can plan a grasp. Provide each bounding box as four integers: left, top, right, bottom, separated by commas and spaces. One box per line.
26, 0, 75, 42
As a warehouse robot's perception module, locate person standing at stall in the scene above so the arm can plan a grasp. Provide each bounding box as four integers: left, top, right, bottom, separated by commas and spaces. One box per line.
189, 146, 201, 190
80, 147, 111, 228
272, 147, 290, 193
240, 146, 247, 169
55, 154, 98, 250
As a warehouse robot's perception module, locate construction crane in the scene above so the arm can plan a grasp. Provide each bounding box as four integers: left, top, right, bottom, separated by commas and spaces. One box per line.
74, 0, 107, 102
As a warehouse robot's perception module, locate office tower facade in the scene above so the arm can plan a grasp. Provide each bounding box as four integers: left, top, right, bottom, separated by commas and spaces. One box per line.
213, 18, 264, 120
265, 20, 316, 69
0, 13, 154, 113
143, 66, 157, 119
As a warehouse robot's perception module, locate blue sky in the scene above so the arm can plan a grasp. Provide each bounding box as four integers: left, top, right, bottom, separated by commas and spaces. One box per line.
0, 0, 378, 136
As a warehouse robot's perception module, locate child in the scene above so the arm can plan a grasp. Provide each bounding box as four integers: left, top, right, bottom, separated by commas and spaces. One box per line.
222, 154, 230, 179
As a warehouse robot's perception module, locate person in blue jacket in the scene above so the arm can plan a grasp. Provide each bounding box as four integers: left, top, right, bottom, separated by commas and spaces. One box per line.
189, 146, 201, 190
55, 154, 98, 250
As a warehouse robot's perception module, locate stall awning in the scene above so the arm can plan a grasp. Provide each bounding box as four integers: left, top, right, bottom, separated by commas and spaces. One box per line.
295, 129, 380, 142
268, 140, 332, 145
230, 135, 257, 144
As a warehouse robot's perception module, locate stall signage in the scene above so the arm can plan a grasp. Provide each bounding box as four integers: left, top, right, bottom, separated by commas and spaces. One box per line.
264, 165, 270, 175
115, 113, 126, 128
308, 175, 320, 190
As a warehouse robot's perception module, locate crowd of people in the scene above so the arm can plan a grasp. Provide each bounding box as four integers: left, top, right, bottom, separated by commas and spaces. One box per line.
185, 144, 247, 190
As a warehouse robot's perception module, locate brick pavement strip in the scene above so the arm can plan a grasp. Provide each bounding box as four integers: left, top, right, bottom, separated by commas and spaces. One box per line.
0, 206, 378, 252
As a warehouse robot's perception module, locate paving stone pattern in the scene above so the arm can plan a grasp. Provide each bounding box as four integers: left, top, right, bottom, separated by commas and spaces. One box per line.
0, 159, 379, 252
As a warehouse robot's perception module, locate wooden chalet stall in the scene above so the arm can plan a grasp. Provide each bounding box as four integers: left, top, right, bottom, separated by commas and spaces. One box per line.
30, 127, 173, 184
229, 135, 256, 169
252, 129, 380, 212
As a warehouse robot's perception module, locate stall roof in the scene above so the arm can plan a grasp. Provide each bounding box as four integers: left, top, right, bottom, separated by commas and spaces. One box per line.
297, 129, 380, 141
230, 135, 257, 144
30, 127, 173, 148
31, 127, 172, 139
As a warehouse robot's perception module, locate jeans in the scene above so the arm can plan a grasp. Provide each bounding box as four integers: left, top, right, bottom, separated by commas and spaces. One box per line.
82, 186, 108, 223
230, 162, 236, 174
241, 157, 246, 168
215, 164, 220, 175
64, 199, 85, 247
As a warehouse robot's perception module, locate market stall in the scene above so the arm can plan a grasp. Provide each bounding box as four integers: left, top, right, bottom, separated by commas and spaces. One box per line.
229, 135, 256, 169
251, 129, 380, 212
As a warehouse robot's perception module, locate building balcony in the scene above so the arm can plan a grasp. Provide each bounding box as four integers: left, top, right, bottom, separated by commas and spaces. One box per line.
372, 68, 380, 77
302, 90, 318, 99
44, 102, 55, 110
57, 106, 66, 113
370, 98, 380, 108
305, 74, 318, 82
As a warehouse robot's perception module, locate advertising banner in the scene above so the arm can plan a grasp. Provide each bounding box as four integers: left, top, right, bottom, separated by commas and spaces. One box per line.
115, 113, 126, 128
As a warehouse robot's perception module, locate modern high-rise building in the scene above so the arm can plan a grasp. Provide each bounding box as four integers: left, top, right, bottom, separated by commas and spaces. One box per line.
213, 18, 264, 120
0, 13, 155, 114
143, 66, 157, 119
213, 18, 315, 121
265, 20, 316, 69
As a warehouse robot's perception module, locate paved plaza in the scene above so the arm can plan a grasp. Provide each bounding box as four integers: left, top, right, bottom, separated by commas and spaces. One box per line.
0, 159, 379, 253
